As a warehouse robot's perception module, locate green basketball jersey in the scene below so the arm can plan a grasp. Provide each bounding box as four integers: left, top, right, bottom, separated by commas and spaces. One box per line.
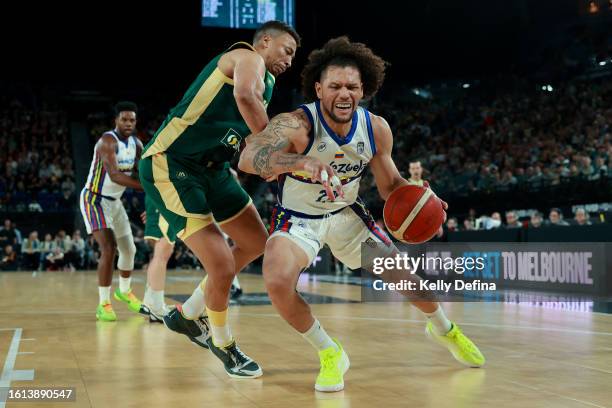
142, 42, 275, 163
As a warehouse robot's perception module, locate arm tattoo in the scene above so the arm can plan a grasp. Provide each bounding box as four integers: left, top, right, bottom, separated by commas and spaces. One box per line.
251, 112, 310, 178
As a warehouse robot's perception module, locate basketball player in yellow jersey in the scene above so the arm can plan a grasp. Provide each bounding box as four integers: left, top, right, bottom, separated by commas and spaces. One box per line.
240, 37, 484, 392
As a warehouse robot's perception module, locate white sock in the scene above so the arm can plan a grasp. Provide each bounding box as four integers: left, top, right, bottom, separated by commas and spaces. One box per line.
210, 324, 232, 347
183, 285, 205, 319
119, 276, 131, 293
424, 306, 452, 335
302, 319, 337, 352
99, 286, 111, 304
144, 287, 165, 312
232, 276, 241, 289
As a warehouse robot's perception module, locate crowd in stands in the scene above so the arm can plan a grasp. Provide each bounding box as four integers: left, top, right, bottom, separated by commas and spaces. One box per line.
0, 97, 76, 213
0, 214, 204, 272
367, 77, 612, 197
443, 205, 603, 233
0, 218, 93, 271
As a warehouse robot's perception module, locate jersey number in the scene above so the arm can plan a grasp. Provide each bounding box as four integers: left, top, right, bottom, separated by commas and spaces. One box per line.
316, 189, 339, 203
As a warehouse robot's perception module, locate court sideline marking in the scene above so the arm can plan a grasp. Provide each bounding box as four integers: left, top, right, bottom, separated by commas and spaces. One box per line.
0, 328, 35, 408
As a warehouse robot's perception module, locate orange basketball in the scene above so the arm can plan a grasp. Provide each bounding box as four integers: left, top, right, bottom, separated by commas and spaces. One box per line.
383, 185, 446, 244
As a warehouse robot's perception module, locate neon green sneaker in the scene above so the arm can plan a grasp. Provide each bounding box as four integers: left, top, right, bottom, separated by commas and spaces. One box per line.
315, 339, 350, 392
96, 302, 117, 322
113, 288, 143, 313
426, 322, 485, 367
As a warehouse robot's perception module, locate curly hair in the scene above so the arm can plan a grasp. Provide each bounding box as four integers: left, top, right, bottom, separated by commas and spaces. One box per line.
301, 36, 387, 102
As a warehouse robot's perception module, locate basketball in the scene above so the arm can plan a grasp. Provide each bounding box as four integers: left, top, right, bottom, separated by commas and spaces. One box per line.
383, 185, 446, 243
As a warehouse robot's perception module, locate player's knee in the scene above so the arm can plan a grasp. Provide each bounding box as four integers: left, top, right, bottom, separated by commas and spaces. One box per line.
154, 241, 174, 261
99, 242, 116, 258
263, 257, 294, 298
116, 236, 136, 271
207, 254, 236, 282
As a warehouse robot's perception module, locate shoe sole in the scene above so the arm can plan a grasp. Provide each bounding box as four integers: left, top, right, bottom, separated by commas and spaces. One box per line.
96, 315, 117, 322
425, 327, 484, 368
225, 368, 263, 379
314, 351, 350, 392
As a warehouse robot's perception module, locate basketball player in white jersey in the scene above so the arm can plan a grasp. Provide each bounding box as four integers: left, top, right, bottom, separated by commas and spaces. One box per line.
239, 37, 485, 392
80, 101, 146, 321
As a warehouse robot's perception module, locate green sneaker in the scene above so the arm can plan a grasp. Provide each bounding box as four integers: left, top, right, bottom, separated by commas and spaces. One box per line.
315, 339, 350, 392
96, 302, 117, 322
113, 288, 143, 314
425, 321, 485, 368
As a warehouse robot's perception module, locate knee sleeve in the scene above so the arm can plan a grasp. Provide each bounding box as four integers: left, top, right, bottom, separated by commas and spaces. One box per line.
116, 234, 136, 271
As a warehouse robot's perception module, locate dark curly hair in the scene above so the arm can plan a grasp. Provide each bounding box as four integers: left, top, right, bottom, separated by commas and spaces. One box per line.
301, 36, 387, 102
114, 101, 138, 117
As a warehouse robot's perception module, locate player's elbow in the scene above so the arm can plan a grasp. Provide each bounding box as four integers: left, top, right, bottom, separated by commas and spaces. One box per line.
108, 172, 120, 184
237, 149, 255, 174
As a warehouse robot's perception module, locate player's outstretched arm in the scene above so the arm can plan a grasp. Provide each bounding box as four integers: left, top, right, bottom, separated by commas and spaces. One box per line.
98, 133, 142, 191
369, 114, 410, 200
239, 110, 343, 200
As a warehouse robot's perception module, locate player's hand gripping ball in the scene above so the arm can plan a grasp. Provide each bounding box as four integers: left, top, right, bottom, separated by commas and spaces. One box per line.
383, 185, 446, 243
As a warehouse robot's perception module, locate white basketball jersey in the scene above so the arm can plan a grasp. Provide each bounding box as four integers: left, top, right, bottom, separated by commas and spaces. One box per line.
278, 101, 377, 215
85, 130, 137, 199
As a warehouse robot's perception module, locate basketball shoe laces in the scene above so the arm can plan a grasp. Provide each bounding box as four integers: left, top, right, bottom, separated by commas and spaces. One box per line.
448, 327, 478, 355
102, 303, 113, 313
193, 317, 208, 334
320, 352, 338, 378
226, 343, 250, 366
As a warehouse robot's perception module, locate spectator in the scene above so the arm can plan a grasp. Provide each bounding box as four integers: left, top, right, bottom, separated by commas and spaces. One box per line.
548, 208, 570, 226
574, 208, 592, 226
21, 231, 41, 270
463, 219, 475, 230
12, 222, 22, 247
530, 212, 544, 228
45, 247, 65, 271
55, 230, 72, 253
476, 212, 502, 230
0, 245, 17, 270
407, 160, 425, 186
505, 211, 521, 229
0, 219, 17, 248
592, 156, 608, 180
446, 217, 459, 232
40, 233, 55, 268
68, 229, 85, 269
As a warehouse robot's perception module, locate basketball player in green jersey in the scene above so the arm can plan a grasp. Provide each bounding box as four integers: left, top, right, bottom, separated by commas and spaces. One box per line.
139, 21, 300, 378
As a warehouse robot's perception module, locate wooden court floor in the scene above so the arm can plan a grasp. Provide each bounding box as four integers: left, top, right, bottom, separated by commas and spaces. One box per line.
0, 269, 611, 408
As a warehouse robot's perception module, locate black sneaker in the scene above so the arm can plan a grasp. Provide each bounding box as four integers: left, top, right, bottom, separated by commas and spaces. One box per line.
162, 305, 210, 349
138, 303, 163, 324
230, 285, 243, 300
206, 338, 263, 378
149, 312, 164, 324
